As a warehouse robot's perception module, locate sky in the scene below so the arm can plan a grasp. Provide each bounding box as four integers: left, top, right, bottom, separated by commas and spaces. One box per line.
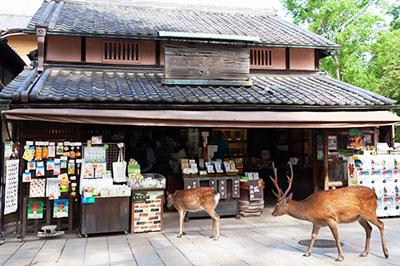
0, 0, 287, 16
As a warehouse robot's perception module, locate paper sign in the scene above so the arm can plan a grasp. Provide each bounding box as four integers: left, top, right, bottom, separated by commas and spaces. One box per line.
53, 199, 68, 218
28, 200, 43, 219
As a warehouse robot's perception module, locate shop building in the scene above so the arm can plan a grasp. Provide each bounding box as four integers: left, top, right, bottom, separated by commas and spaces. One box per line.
0, 0, 399, 237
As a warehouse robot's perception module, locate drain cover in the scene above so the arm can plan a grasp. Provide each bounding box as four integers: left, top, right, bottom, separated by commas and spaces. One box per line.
298, 239, 344, 248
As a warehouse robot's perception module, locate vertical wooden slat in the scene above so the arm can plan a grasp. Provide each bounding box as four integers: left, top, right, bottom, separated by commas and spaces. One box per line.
261, 50, 264, 65
269, 50, 272, 65
136, 43, 139, 61
323, 129, 329, 190
122, 43, 126, 60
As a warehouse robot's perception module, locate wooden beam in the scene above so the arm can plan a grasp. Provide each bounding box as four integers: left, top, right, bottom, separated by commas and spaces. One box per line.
323, 129, 329, 190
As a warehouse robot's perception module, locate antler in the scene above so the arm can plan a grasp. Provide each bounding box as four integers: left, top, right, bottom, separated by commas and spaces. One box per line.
269, 162, 295, 199
283, 163, 294, 198
269, 162, 283, 199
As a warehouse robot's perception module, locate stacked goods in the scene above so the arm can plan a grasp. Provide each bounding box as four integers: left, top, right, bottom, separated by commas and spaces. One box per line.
348, 154, 400, 217
131, 191, 163, 233
239, 178, 265, 217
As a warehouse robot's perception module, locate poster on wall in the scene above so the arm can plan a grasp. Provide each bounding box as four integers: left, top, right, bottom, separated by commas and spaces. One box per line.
83, 146, 106, 163
27, 200, 43, 219
29, 178, 46, 198
53, 199, 69, 218
4, 159, 20, 215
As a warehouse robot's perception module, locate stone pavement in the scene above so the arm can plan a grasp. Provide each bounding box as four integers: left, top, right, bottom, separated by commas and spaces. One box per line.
0, 207, 399, 266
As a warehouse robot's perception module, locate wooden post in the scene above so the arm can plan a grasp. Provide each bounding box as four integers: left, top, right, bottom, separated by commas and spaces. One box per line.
323, 129, 329, 190
311, 130, 318, 192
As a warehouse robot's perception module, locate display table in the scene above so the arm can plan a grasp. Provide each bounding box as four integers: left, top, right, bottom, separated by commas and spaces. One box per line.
183, 176, 240, 220
131, 189, 164, 233
80, 196, 130, 237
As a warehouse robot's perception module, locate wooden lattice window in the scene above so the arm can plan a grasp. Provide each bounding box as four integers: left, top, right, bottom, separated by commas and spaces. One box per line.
103, 41, 141, 64
250, 48, 272, 68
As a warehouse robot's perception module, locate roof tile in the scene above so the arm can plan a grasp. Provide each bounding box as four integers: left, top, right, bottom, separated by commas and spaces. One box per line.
27, 0, 338, 49
0, 67, 395, 108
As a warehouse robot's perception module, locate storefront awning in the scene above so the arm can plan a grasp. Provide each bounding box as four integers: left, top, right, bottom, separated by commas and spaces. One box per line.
2, 109, 399, 128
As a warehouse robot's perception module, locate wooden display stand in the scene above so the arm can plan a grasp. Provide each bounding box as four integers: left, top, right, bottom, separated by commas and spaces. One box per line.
80, 196, 130, 237
131, 189, 164, 233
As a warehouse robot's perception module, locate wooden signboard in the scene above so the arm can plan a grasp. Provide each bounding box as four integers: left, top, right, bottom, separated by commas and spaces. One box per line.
163, 45, 251, 86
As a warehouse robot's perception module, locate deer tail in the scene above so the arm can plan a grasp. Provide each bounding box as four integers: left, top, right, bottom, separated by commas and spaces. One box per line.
214, 192, 221, 206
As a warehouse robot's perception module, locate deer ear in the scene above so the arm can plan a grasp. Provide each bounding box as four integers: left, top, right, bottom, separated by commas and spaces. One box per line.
287, 193, 293, 200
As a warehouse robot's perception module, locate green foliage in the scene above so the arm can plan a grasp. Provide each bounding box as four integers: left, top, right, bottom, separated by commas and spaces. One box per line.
282, 0, 400, 100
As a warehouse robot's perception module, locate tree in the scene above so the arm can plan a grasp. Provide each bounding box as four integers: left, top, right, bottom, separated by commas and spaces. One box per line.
281, 0, 393, 91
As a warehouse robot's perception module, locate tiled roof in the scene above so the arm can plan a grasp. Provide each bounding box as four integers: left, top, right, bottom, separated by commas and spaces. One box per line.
0, 66, 395, 108
0, 14, 31, 32
26, 0, 339, 49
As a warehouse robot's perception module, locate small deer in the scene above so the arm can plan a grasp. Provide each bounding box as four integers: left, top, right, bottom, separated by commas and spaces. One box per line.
167, 187, 220, 240
270, 163, 389, 262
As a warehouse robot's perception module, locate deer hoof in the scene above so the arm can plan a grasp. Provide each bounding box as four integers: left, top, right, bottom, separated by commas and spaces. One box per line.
359, 252, 368, 257
213, 236, 219, 241
384, 253, 389, 259
335, 256, 344, 262
177, 234, 182, 238
303, 253, 311, 257
182, 232, 187, 235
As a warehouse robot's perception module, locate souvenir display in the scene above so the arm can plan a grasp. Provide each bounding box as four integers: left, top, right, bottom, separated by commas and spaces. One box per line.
181, 159, 198, 175
348, 154, 400, 217
53, 199, 69, 218
27, 200, 43, 219
23, 146, 35, 161
80, 178, 131, 198
29, 178, 46, 198
27, 161, 36, 170
83, 146, 106, 163
46, 177, 60, 199
35, 161, 45, 176
4, 159, 19, 215
129, 174, 166, 189
22, 171, 32, 183
127, 159, 143, 181
224, 160, 239, 174
59, 173, 70, 192
112, 146, 127, 183
46, 159, 55, 171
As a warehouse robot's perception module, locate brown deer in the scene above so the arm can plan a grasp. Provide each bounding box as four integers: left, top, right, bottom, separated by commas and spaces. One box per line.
167, 187, 220, 240
270, 163, 389, 262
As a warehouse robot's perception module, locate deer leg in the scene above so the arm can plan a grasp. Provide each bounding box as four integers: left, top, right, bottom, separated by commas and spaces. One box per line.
358, 217, 372, 257
364, 215, 389, 259
327, 220, 344, 262
177, 209, 186, 238
212, 211, 220, 240
304, 224, 320, 257
205, 209, 220, 240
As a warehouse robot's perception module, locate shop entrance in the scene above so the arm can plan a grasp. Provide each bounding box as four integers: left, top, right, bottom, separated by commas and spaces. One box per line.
17, 122, 320, 202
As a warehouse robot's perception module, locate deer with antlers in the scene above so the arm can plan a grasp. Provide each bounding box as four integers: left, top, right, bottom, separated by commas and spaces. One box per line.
167, 187, 220, 240
269, 163, 389, 262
